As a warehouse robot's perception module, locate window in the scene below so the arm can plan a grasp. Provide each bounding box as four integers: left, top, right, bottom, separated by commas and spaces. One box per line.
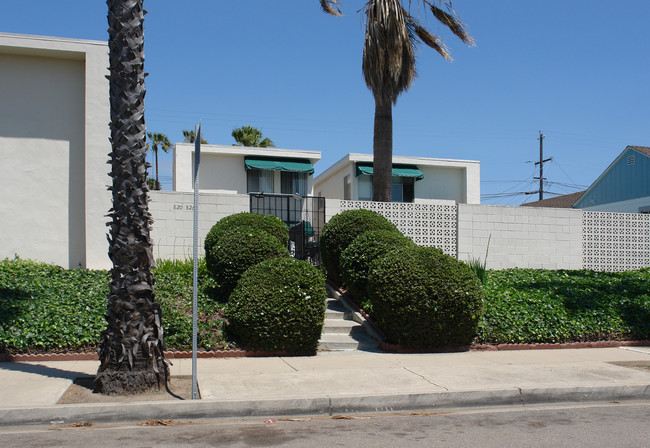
281, 171, 307, 196
343, 175, 351, 200
357, 175, 414, 202
358, 175, 372, 201
247, 169, 274, 193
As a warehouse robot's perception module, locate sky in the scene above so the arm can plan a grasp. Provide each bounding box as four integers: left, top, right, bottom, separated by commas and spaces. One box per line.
1, 1, 648, 205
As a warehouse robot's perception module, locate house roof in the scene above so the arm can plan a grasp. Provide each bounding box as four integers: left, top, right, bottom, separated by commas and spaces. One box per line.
521, 191, 585, 208
175, 143, 321, 165
572, 145, 650, 209
314, 153, 479, 184
629, 146, 650, 157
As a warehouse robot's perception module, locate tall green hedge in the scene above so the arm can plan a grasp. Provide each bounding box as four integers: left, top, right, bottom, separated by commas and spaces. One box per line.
204, 212, 288, 255
204, 227, 290, 298
368, 246, 484, 348
340, 229, 416, 303
320, 209, 399, 284
224, 257, 326, 354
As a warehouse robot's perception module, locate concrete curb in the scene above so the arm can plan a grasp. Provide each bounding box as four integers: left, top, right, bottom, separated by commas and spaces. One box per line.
2, 385, 650, 427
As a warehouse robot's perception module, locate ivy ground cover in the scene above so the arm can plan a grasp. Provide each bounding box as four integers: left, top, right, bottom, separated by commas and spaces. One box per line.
0, 258, 232, 354
477, 268, 650, 344
1, 258, 649, 353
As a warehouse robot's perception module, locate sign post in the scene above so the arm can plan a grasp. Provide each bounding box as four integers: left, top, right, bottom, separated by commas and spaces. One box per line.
192, 123, 201, 400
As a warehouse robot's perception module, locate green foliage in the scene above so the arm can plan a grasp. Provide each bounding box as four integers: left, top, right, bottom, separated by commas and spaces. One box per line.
320, 209, 399, 284
0, 258, 232, 353
466, 258, 488, 285
368, 246, 485, 348
477, 268, 650, 344
224, 258, 326, 354
204, 212, 289, 256
231, 125, 275, 148
205, 227, 290, 298
466, 235, 491, 285
0, 258, 107, 352
4, 257, 648, 354
340, 230, 416, 302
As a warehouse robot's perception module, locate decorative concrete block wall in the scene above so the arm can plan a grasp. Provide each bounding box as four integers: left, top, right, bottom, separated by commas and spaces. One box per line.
149, 191, 248, 260
583, 211, 650, 271
334, 200, 458, 256
150, 193, 649, 272
457, 204, 583, 270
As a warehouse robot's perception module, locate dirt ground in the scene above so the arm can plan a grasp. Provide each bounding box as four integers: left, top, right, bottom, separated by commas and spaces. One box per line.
57, 375, 198, 404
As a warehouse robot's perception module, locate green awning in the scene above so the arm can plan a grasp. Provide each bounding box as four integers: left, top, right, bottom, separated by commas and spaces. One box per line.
245, 157, 314, 174
356, 164, 424, 180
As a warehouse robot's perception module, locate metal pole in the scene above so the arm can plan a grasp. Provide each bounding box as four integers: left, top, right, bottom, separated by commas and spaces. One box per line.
539, 132, 545, 201
192, 123, 201, 400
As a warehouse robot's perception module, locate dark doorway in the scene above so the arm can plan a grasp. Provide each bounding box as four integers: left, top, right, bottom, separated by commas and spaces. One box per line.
249, 193, 325, 266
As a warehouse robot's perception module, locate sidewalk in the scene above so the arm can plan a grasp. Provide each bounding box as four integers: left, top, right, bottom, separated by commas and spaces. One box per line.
1, 346, 650, 426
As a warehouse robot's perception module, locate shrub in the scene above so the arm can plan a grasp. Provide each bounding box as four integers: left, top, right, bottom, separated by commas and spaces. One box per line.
340, 230, 416, 303
367, 246, 484, 348
224, 257, 326, 354
204, 227, 290, 298
320, 209, 399, 284
204, 212, 289, 255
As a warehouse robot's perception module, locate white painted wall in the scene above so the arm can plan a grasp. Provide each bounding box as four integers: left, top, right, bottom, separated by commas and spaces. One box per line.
0, 34, 111, 269
314, 153, 480, 204
173, 143, 321, 195
457, 204, 584, 270
150, 194, 648, 271
149, 191, 249, 260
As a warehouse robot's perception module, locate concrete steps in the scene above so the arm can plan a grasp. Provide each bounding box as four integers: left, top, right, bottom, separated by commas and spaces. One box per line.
318, 289, 381, 351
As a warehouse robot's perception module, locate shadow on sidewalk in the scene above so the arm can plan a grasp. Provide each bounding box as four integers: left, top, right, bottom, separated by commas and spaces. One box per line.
0, 362, 93, 381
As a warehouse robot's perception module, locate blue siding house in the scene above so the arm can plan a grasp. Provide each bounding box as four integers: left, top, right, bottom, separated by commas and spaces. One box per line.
573, 146, 650, 213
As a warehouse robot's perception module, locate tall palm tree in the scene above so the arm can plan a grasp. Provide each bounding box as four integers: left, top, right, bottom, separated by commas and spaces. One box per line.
96, 0, 169, 395
232, 125, 275, 148
182, 129, 208, 144
320, 0, 473, 201
146, 132, 171, 190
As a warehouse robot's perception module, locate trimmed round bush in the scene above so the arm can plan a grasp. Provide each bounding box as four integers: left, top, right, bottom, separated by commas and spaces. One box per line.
205, 227, 290, 298
204, 212, 288, 255
340, 230, 416, 303
367, 245, 484, 348
224, 257, 327, 354
320, 209, 399, 284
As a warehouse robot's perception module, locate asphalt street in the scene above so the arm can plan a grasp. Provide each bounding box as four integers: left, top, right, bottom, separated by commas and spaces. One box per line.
1, 402, 649, 448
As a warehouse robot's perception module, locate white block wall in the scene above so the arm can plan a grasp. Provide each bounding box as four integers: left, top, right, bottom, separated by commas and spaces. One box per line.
149, 191, 248, 260
149, 193, 648, 272
457, 204, 583, 270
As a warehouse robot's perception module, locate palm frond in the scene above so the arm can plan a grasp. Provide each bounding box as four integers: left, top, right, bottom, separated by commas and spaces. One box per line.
320, 0, 342, 16
414, 24, 451, 60
362, 0, 416, 104
428, 1, 474, 46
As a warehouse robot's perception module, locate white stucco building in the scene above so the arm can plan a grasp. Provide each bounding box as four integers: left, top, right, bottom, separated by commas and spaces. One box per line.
0, 33, 111, 269
173, 143, 321, 196
314, 153, 480, 204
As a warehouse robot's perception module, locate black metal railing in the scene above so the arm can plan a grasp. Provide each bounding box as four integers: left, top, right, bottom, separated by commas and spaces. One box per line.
249, 193, 325, 266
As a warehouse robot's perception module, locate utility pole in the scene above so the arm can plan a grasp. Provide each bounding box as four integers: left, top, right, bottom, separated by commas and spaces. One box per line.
534, 131, 552, 201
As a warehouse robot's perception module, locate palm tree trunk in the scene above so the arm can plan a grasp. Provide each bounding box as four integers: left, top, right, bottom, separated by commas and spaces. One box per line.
154, 146, 160, 190
96, 0, 169, 395
372, 98, 393, 202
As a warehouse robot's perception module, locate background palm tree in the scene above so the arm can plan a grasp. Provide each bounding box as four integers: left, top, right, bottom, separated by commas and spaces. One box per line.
232, 125, 275, 148
320, 0, 473, 201
96, 0, 169, 395
146, 132, 171, 190
182, 129, 208, 144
